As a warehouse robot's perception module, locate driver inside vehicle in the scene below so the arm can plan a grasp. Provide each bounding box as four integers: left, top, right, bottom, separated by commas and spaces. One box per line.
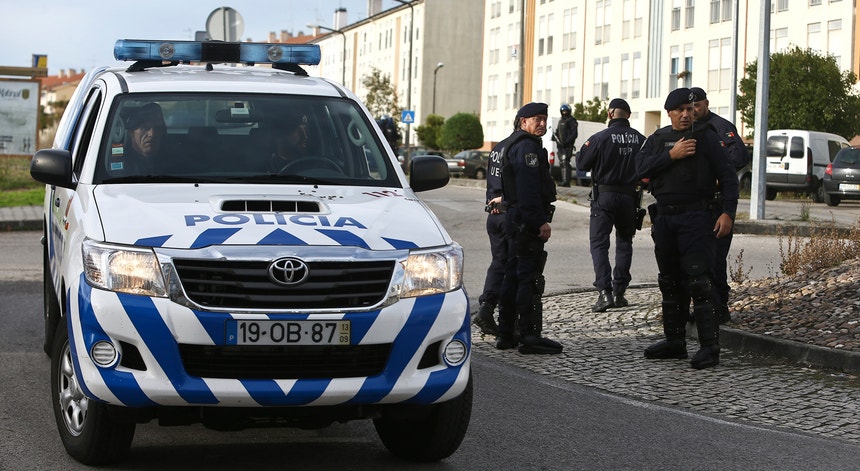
268, 111, 310, 173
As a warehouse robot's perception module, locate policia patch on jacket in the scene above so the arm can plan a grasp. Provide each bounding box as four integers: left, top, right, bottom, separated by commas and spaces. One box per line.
525, 153, 539, 167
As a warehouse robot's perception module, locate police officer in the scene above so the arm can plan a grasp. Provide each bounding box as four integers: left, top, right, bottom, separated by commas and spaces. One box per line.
472, 139, 508, 336
576, 98, 645, 312
553, 104, 578, 187
690, 87, 750, 323
636, 88, 738, 369
497, 102, 563, 354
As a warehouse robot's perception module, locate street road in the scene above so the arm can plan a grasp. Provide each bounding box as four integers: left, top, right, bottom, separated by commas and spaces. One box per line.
2, 186, 860, 468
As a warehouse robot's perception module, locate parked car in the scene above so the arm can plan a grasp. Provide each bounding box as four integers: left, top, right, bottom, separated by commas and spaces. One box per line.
765, 129, 850, 202
823, 146, 860, 206
443, 153, 465, 177
457, 150, 491, 179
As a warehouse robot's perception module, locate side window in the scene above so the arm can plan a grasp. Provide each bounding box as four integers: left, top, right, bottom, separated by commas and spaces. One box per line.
69, 88, 103, 179
789, 136, 805, 158
827, 140, 844, 162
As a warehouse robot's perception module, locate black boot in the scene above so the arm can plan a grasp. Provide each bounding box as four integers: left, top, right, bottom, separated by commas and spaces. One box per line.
645, 287, 688, 359
472, 302, 498, 336
614, 288, 629, 308
517, 308, 563, 354
690, 301, 721, 369
495, 304, 518, 350
591, 289, 614, 312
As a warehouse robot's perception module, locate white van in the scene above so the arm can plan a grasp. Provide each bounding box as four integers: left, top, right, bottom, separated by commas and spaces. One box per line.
765, 129, 850, 202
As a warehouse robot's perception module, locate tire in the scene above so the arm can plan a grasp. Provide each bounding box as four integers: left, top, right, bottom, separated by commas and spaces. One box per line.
765, 187, 777, 201
374, 374, 472, 462
812, 180, 825, 203
824, 191, 841, 207
51, 323, 135, 465
475, 168, 486, 180
42, 228, 61, 356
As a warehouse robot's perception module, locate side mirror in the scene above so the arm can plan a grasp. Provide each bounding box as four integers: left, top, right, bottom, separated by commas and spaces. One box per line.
409, 155, 449, 192
30, 149, 75, 189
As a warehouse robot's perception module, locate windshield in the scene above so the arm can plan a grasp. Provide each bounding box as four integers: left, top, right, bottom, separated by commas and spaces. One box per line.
94, 93, 400, 187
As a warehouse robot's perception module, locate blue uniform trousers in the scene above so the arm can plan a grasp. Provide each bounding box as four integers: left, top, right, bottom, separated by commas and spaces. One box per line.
479, 211, 507, 307
589, 191, 635, 293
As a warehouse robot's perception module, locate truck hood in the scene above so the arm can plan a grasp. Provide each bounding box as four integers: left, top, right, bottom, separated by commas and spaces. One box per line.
92, 184, 450, 250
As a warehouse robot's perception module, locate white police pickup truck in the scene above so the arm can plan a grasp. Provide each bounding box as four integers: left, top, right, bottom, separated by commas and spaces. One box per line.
30, 39, 471, 465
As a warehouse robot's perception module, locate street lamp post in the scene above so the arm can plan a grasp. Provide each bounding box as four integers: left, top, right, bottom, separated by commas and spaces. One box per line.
394, 0, 414, 152
308, 24, 346, 86
433, 62, 444, 115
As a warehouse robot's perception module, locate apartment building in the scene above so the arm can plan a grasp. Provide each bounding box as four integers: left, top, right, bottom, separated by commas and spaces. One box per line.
307, 0, 484, 147
483, 0, 857, 144
304, 1, 856, 148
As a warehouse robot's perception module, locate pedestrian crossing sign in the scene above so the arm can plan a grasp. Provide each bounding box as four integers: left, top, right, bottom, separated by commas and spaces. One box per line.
401, 110, 415, 124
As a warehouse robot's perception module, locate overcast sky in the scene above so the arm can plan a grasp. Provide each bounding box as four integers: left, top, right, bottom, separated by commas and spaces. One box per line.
1, 0, 399, 74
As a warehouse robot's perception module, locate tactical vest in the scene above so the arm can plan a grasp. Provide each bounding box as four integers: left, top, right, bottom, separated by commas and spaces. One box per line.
500, 130, 556, 205
647, 126, 717, 199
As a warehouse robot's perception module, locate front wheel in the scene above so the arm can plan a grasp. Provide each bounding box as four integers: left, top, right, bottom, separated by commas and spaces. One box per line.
51, 323, 135, 465
374, 375, 472, 462
475, 168, 486, 180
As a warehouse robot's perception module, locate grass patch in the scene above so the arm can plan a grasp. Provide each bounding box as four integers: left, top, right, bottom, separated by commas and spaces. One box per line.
0, 156, 45, 208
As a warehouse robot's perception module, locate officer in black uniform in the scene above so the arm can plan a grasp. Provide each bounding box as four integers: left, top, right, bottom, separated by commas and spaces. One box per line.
472, 138, 508, 336
554, 104, 578, 187
576, 98, 645, 312
636, 88, 738, 369
497, 102, 563, 354
690, 87, 750, 324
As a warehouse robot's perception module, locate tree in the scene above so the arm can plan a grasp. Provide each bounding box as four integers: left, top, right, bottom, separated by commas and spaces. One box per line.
361, 67, 401, 118
573, 98, 607, 122
738, 46, 860, 139
415, 114, 445, 149
439, 113, 484, 152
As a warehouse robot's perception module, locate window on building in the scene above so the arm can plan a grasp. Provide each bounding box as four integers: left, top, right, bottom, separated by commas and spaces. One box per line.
632, 52, 642, 98
561, 61, 576, 104
538, 16, 546, 56
828, 19, 842, 64
562, 7, 578, 50
710, 0, 720, 23
808, 22, 821, 52
772, 27, 789, 52
634, 0, 644, 36
508, 23, 519, 62
487, 75, 499, 111
685, 0, 695, 29
620, 53, 630, 99
544, 65, 553, 104
809, 0, 821, 5
595, 0, 611, 45
490, 0, 501, 18
721, 0, 732, 20
623, 0, 632, 39
593, 57, 610, 100
670, 45, 681, 88
683, 43, 694, 86
547, 13, 554, 54
672, 0, 681, 31
707, 37, 733, 92
506, 72, 514, 110
489, 27, 501, 65
778, 0, 789, 11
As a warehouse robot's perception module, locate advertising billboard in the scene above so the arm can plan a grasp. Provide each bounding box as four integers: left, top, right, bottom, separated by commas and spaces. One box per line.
0, 79, 40, 155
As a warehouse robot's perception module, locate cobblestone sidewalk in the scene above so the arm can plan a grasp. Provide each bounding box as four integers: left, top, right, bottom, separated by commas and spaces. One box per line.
471, 288, 860, 445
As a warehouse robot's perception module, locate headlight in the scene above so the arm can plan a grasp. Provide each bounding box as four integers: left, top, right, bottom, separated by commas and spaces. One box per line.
400, 244, 463, 298
83, 240, 167, 297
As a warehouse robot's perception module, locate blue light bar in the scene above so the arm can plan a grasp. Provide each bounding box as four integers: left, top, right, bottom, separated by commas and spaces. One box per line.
113, 40, 321, 66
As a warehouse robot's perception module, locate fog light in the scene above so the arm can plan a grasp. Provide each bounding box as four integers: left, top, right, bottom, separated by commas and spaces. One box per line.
443, 340, 467, 366
91, 341, 118, 367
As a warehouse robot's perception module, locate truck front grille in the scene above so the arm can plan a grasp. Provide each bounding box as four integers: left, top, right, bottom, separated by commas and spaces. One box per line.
172, 259, 395, 310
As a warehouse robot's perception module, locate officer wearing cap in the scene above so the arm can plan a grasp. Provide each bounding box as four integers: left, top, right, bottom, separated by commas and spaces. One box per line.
496, 102, 563, 354
115, 102, 166, 175
576, 98, 646, 312
636, 88, 739, 369
690, 87, 750, 324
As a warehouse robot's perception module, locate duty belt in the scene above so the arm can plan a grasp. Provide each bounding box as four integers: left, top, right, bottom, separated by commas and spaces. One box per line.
597, 185, 637, 197
654, 200, 711, 215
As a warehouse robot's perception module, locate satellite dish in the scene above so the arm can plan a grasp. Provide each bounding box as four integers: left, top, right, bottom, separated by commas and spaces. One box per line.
206, 7, 244, 42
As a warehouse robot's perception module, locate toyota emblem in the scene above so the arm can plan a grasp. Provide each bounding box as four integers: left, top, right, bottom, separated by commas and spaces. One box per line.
268, 257, 310, 286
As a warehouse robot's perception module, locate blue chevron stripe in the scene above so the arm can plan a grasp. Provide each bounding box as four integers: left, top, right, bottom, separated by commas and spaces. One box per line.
258, 228, 308, 245
76, 277, 157, 407
347, 294, 443, 404
190, 228, 241, 248
116, 293, 219, 405
382, 237, 418, 249
316, 229, 370, 249
135, 235, 171, 247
